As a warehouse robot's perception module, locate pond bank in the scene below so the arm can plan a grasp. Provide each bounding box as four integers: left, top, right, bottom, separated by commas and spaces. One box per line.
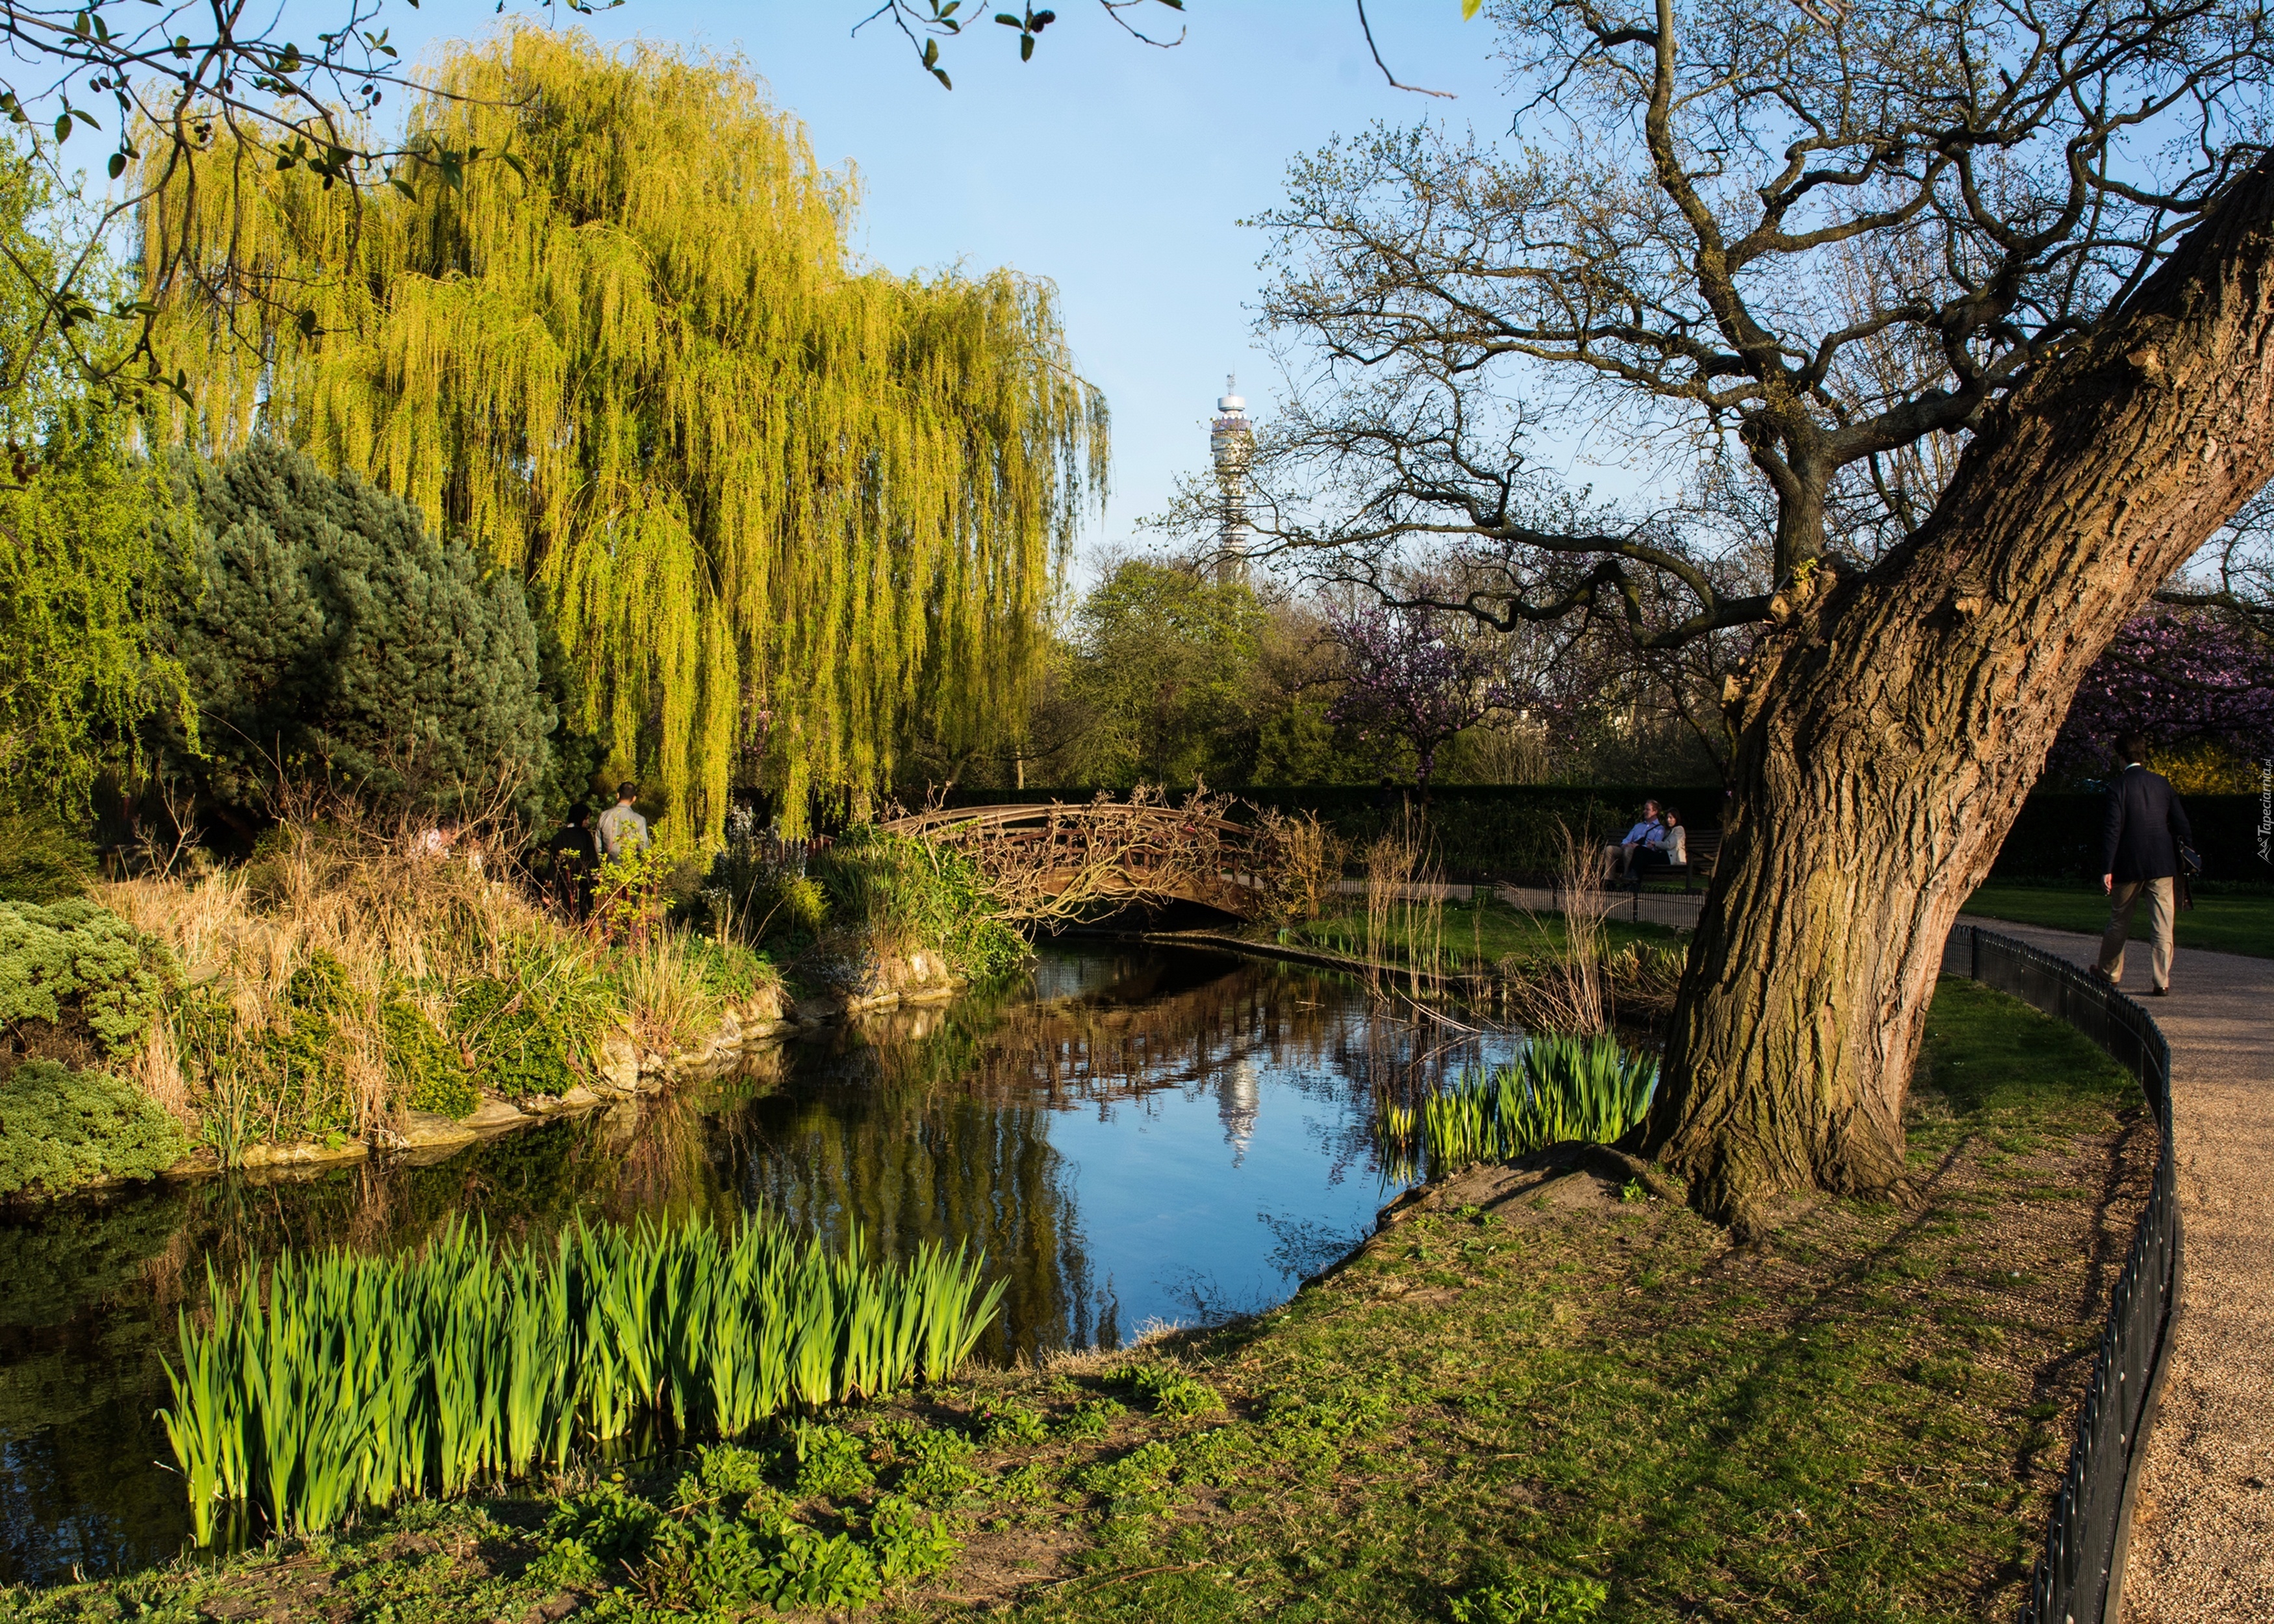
2, 975, 2147, 1620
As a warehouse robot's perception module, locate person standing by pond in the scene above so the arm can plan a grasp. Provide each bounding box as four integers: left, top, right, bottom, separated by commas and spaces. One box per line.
596, 782, 649, 862
2096, 732, 2193, 997
546, 804, 600, 919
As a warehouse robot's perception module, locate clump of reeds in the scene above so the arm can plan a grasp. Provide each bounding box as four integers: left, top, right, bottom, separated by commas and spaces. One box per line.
1253, 809, 1344, 926
160, 1213, 1004, 1543
1501, 823, 1616, 1033
1363, 809, 1446, 995
1377, 1032, 1659, 1182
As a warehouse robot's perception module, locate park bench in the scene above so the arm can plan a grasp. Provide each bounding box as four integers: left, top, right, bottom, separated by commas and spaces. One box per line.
1628, 828, 1722, 918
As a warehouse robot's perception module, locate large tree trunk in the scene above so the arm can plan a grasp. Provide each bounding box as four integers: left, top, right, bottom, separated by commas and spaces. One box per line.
1645, 156, 2274, 1226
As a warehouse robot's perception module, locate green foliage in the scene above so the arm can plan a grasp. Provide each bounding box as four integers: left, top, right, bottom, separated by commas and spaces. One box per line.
159, 1214, 1007, 1542
380, 996, 478, 1119
975, 1397, 1049, 1446
254, 948, 355, 1137
813, 829, 1026, 978
897, 1428, 985, 1504
866, 1493, 962, 1582
0, 134, 194, 815
545, 1480, 664, 1572
0, 808, 95, 902
157, 440, 552, 815
0, 897, 173, 1056
1054, 1396, 1127, 1440
150, 30, 1106, 841
1113, 1364, 1225, 1417
1077, 1440, 1177, 1501
0, 1060, 190, 1197
1065, 559, 1267, 788
1379, 1034, 1659, 1180
450, 939, 611, 1100
790, 1423, 876, 1500
1450, 1573, 1610, 1623
678, 933, 779, 1005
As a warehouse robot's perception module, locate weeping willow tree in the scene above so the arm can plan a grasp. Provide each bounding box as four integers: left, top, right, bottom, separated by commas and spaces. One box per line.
137, 28, 1107, 839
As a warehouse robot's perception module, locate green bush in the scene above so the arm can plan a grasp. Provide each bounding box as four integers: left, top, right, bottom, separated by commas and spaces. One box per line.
452, 939, 611, 1100
0, 809, 96, 903
381, 996, 478, 1119
255, 948, 355, 1137
682, 933, 780, 1004
0, 898, 173, 1056
451, 978, 581, 1099
157, 440, 556, 817
0, 1059, 190, 1196
813, 830, 1026, 979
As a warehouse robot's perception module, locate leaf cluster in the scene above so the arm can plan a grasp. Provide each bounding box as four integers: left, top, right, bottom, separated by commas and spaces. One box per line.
0, 1056, 188, 1196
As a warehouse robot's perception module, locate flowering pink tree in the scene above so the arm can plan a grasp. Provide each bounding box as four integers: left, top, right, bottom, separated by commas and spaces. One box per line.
2049, 611, 2274, 778
1323, 603, 1513, 789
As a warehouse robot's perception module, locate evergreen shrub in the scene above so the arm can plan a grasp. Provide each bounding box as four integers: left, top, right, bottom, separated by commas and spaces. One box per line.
0, 1059, 190, 1196
0, 898, 173, 1056
381, 996, 478, 1119
257, 948, 355, 1137
160, 441, 554, 816
451, 943, 609, 1099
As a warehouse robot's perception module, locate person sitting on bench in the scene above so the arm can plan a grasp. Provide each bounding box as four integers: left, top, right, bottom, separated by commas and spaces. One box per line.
1631, 808, 1686, 879
1602, 800, 1662, 880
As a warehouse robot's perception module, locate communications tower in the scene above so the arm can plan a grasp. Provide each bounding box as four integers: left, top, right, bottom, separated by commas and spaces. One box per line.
1209, 375, 1255, 579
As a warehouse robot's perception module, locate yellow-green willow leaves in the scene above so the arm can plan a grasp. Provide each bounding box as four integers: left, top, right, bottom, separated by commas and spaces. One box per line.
140, 29, 1107, 838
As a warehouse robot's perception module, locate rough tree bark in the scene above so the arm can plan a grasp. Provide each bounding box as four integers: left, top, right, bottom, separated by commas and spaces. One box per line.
1644, 153, 2274, 1226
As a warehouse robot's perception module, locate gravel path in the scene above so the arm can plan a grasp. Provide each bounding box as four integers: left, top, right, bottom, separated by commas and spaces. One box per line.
1492, 882, 2273, 1614
1960, 918, 2274, 1624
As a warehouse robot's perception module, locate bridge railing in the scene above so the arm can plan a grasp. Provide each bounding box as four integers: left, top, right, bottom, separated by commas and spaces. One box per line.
1943, 924, 2180, 1624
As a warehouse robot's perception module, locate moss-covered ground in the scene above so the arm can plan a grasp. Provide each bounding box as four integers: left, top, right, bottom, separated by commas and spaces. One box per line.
3, 978, 2149, 1624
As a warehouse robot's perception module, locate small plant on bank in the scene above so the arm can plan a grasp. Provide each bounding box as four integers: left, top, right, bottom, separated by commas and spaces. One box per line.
0, 898, 175, 1059
1450, 1572, 1610, 1623
1379, 1032, 1659, 1180
0, 1059, 191, 1197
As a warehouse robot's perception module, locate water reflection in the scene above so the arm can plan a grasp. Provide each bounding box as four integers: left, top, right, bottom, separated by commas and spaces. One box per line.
0, 943, 1514, 1586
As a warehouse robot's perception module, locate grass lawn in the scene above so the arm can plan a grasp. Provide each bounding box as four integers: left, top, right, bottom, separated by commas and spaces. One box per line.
1960, 881, 2274, 958
7, 980, 2148, 1624
1273, 896, 1686, 976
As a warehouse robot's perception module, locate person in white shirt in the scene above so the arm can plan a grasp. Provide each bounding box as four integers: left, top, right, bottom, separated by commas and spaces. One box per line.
1601, 800, 1662, 880
1633, 808, 1687, 878
595, 782, 650, 861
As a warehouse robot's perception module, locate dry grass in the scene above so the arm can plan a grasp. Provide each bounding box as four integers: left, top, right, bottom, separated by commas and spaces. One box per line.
1502, 825, 1616, 1034
1253, 808, 1344, 926
1362, 810, 1447, 995
610, 931, 730, 1056
101, 803, 572, 1139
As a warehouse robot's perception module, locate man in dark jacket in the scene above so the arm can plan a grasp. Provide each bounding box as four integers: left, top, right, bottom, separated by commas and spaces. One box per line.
2097, 732, 2195, 996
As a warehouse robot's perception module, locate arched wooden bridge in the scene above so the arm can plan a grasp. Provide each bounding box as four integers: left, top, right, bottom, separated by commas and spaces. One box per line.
878, 801, 1267, 920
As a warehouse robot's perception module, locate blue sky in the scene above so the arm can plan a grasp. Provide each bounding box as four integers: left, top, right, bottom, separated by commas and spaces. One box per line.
351, 1, 1513, 567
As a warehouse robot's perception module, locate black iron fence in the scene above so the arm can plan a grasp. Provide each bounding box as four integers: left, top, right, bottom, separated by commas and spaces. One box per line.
1943, 924, 2182, 1624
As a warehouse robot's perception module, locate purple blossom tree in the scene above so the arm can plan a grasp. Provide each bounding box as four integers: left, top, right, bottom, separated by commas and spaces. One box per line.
2049, 611, 2274, 778
1323, 603, 1513, 789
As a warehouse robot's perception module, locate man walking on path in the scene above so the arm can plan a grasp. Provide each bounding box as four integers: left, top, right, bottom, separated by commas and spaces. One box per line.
2097, 732, 2193, 996
596, 781, 650, 862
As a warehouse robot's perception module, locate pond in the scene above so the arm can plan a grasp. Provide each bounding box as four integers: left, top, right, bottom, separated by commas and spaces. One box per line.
0, 942, 1518, 1588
